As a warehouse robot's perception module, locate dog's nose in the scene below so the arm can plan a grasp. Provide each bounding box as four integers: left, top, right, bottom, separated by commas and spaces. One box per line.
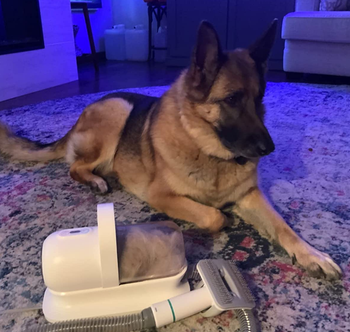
256, 143, 268, 156
256, 137, 275, 156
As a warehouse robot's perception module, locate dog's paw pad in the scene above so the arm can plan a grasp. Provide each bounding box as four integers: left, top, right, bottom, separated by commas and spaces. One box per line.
89, 178, 109, 194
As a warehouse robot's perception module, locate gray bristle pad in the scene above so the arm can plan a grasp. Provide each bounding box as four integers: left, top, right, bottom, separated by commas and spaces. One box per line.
203, 260, 233, 305
227, 261, 255, 303
198, 260, 255, 309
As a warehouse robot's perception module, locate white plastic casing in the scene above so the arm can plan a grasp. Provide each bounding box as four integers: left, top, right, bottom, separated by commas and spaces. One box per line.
97, 203, 119, 288
43, 226, 100, 292
42, 203, 190, 322
42, 203, 118, 292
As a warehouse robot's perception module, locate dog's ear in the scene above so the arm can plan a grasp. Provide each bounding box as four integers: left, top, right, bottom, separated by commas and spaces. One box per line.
249, 19, 278, 65
186, 21, 224, 101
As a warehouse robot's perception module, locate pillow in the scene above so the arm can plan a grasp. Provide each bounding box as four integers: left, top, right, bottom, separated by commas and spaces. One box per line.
319, 0, 350, 10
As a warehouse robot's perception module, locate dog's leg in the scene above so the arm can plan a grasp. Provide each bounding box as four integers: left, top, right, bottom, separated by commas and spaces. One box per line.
233, 187, 342, 280
148, 190, 228, 232
66, 98, 132, 194
70, 160, 109, 194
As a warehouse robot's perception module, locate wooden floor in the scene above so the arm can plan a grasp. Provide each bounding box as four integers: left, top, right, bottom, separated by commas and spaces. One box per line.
0, 61, 182, 111
0, 59, 349, 111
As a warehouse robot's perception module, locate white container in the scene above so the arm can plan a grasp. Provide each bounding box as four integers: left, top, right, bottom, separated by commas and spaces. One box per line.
104, 24, 126, 61
42, 203, 190, 322
154, 26, 167, 63
125, 24, 148, 62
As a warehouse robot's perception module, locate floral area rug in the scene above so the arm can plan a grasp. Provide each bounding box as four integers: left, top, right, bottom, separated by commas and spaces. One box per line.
0, 83, 350, 332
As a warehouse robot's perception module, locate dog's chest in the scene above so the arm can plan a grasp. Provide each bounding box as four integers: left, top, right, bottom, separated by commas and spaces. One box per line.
181, 156, 257, 204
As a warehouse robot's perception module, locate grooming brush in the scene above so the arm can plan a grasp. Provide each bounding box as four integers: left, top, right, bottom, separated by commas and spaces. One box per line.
150, 259, 258, 332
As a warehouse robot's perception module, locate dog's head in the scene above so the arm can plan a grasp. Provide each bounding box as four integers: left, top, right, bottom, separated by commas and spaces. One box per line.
183, 20, 277, 163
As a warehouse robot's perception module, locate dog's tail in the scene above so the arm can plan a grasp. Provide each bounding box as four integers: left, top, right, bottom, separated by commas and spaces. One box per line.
0, 121, 71, 162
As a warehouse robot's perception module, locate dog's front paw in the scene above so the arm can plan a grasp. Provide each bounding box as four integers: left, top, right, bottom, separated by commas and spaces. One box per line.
293, 245, 342, 280
89, 178, 109, 194
203, 209, 228, 233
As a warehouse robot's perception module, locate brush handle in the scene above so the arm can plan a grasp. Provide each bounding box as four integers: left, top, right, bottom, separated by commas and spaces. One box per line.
151, 286, 212, 327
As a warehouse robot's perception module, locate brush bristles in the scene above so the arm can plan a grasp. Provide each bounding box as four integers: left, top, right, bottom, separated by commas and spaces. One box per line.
227, 261, 255, 303
204, 260, 234, 304
197, 259, 255, 309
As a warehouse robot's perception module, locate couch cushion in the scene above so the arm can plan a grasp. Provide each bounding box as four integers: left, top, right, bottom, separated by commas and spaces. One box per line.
283, 40, 350, 76
282, 11, 350, 43
319, 0, 349, 11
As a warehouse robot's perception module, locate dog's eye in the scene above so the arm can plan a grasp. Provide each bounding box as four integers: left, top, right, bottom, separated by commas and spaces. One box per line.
225, 92, 243, 106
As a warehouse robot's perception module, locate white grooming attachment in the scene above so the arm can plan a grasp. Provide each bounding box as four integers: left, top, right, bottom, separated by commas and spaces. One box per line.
151, 259, 257, 331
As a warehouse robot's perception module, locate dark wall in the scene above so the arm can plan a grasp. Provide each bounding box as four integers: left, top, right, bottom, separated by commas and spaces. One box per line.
167, 0, 295, 69
0, 0, 44, 55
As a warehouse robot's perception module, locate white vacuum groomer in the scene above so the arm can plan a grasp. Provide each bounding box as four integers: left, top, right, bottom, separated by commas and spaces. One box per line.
33, 203, 258, 332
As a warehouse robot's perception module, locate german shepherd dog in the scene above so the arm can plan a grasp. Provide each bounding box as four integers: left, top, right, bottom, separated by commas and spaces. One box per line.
0, 21, 341, 280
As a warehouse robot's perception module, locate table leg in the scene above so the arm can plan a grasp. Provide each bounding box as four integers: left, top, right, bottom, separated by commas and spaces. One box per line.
82, 3, 99, 72
148, 4, 153, 61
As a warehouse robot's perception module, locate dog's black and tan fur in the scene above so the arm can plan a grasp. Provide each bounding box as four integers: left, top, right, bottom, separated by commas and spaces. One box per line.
0, 21, 341, 279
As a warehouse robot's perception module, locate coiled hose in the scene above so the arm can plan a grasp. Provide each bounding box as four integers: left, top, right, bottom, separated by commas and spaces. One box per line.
28, 308, 155, 332
28, 308, 257, 332
236, 309, 259, 332
26, 308, 257, 332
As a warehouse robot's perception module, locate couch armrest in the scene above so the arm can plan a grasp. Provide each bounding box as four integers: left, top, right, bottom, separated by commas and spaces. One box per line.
295, 0, 320, 11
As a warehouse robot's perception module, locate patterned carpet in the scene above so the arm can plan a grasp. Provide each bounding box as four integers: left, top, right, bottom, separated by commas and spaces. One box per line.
0, 83, 349, 332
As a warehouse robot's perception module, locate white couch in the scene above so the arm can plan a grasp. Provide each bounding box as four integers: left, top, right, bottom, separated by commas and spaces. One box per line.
282, 0, 350, 76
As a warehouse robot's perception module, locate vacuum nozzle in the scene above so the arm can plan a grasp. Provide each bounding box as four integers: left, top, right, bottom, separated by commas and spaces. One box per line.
197, 259, 255, 316
150, 259, 258, 331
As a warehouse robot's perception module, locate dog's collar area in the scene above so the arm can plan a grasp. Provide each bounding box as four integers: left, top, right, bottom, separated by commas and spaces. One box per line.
234, 156, 248, 165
